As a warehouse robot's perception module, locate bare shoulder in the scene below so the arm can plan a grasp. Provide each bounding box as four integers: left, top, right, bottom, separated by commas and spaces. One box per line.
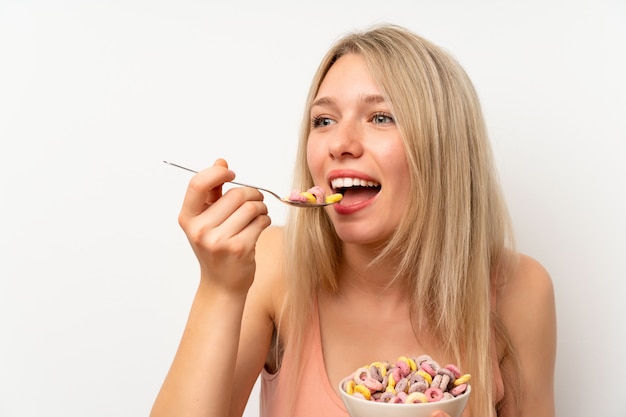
497, 254, 555, 319
255, 225, 286, 279
256, 225, 285, 254
251, 226, 287, 318
497, 253, 557, 416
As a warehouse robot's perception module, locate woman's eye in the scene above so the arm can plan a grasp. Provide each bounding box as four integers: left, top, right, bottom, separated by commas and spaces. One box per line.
372, 112, 394, 124
311, 116, 335, 128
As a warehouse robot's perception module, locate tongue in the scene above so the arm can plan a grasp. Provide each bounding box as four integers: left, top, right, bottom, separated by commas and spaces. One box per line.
339, 187, 379, 206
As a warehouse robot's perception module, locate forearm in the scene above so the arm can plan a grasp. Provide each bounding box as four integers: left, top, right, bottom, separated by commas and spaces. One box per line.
151, 280, 247, 417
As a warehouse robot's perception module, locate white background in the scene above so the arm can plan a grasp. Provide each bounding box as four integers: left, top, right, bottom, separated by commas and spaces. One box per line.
1, 0, 624, 416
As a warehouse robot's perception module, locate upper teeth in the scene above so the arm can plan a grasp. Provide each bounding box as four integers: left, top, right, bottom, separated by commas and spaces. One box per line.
331, 177, 380, 189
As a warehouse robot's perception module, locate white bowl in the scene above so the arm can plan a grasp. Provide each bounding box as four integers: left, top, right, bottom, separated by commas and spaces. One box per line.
339, 383, 471, 417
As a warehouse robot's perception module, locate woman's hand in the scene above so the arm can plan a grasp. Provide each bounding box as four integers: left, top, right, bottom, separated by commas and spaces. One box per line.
178, 158, 271, 295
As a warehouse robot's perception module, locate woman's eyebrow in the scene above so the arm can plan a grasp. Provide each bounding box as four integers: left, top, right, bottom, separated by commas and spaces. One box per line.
361, 94, 386, 104
311, 94, 386, 109
311, 96, 335, 108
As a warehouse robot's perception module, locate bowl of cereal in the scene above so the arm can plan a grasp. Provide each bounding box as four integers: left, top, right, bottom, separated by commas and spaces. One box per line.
339, 355, 471, 417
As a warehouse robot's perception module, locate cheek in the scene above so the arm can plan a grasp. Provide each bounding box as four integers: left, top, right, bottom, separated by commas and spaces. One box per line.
306, 140, 324, 180
384, 142, 412, 194
379, 138, 409, 170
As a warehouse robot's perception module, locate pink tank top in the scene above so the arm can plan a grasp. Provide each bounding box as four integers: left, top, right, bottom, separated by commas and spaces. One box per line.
260, 300, 504, 417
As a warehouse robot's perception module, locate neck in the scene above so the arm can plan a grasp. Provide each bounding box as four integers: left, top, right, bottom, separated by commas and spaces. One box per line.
338, 242, 409, 297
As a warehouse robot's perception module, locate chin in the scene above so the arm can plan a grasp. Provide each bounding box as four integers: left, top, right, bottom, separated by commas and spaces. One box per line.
333, 226, 393, 248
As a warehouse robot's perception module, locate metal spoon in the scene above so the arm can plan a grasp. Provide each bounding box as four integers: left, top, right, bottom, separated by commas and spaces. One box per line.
163, 161, 339, 208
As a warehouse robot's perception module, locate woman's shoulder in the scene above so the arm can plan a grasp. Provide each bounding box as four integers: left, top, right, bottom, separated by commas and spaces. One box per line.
498, 254, 554, 308
251, 226, 287, 318
256, 225, 286, 273
257, 225, 286, 248
495, 255, 557, 415
496, 253, 556, 344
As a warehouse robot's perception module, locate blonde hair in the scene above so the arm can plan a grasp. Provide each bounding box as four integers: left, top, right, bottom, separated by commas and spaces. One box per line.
281, 24, 519, 416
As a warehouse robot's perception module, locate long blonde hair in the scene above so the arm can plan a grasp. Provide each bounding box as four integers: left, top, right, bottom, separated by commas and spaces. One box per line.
281, 24, 519, 416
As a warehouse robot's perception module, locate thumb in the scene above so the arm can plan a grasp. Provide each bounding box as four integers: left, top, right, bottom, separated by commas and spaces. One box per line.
205, 158, 234, 203
214, 158, 229, 169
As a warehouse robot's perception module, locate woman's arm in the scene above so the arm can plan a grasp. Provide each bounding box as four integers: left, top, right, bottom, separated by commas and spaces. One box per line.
228, 226, 286, 417
498, 255, 557, 417
150, 159, 272, 417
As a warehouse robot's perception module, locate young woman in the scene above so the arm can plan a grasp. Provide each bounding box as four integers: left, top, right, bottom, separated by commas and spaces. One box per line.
151, 24, 556, 417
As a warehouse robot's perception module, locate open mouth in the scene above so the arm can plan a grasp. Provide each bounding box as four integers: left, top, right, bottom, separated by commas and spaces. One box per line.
331, 177, 381, 206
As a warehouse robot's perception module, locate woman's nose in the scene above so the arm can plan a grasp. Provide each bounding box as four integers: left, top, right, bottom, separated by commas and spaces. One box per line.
328, 121, 363, 160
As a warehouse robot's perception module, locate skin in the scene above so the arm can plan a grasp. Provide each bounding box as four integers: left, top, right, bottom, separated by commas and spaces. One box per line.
150, 54, 556, 417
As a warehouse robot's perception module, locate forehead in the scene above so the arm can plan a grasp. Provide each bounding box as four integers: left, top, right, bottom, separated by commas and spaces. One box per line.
314, 54, 382, 99
311, 54, 386, 112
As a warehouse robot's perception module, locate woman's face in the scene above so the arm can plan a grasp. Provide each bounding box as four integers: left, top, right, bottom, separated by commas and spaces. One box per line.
307, 53, 411, 246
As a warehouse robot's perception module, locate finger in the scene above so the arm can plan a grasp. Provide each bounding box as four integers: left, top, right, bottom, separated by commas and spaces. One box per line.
190, 186, 265, 231
214, 158, 228, 169
179, 159, 235, 219
187, 200, 270, 257
212, 200, 269, 240
209, 204, 272, 256
206, 158, 229, 203
234, 209, 272, 245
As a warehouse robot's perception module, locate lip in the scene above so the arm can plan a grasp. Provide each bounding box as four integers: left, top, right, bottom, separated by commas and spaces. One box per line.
327, 169, 380, 214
